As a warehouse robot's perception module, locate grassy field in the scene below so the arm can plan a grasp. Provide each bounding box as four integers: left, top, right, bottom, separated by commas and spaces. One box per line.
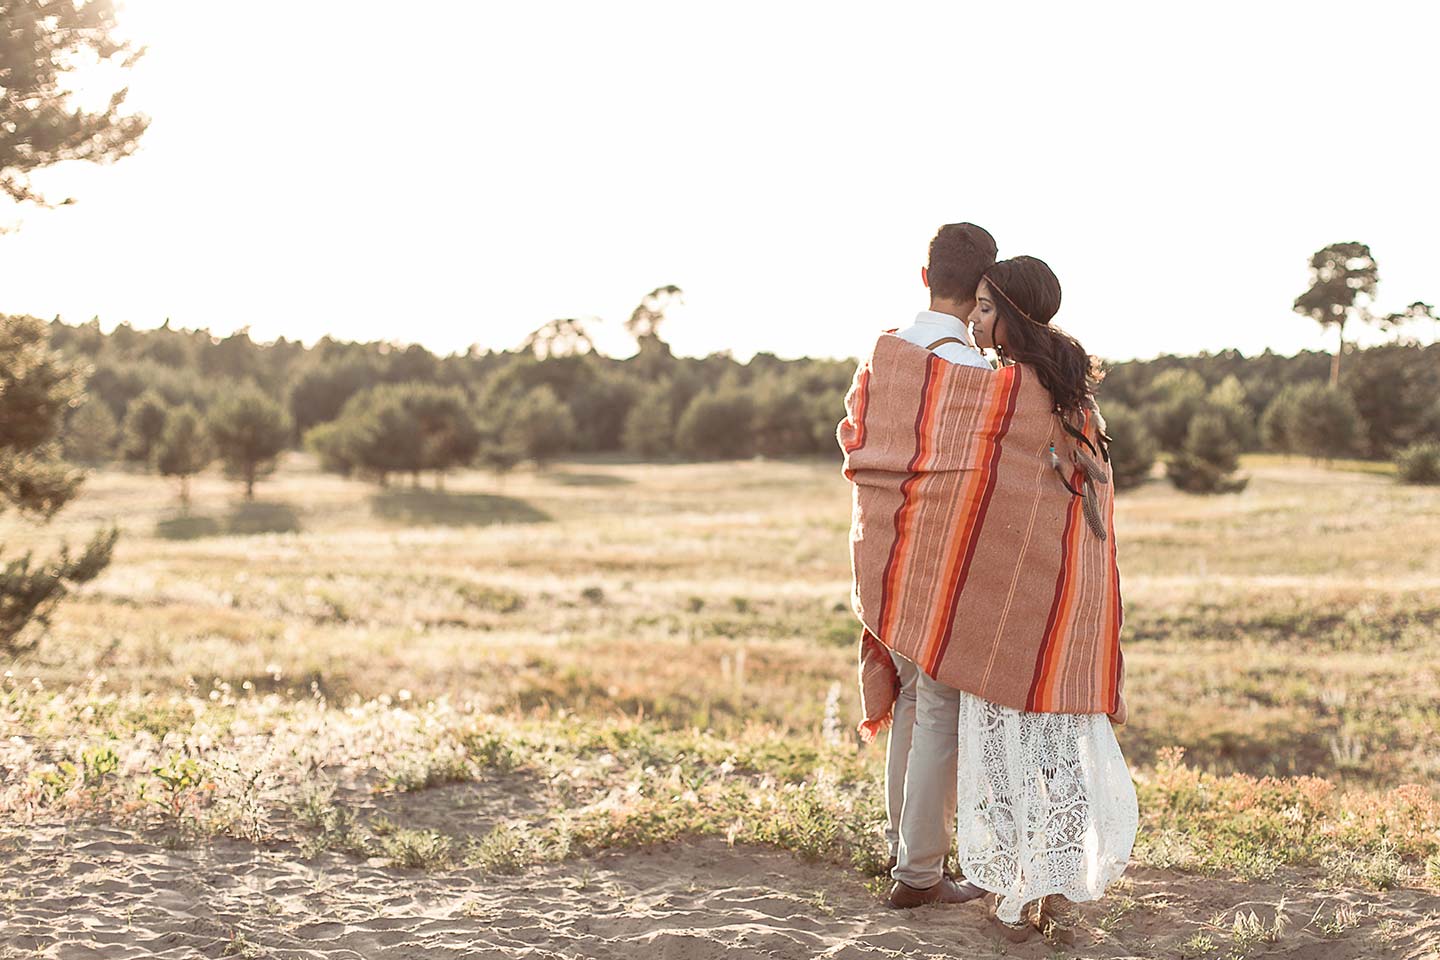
3, 453, 1439, 957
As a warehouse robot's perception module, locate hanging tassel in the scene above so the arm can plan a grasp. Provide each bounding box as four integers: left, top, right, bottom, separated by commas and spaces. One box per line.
1082, 478, 1108, 540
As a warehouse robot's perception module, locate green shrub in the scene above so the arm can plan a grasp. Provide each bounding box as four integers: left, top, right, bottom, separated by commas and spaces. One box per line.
1395, 441, 1440, 485
1168, 411, 1247, 494
1101, 403, 1158, 490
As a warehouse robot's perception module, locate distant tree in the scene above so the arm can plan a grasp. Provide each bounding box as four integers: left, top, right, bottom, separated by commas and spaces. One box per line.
1379, 301, 1437, 343
676, 388, 756, 459
304, 383, 478, 486
1287, 383, 1365, 463
519, 318, 596, 360
752, 379, 813, 456
1205, 375, 1257, 450
386, 343, 439, 383
1293, 242, 1379, 385
0, 0, 148, 213
120, 389, 170, 463
621, 383, 676, 457
288, 356, 377, 434
64, 401, 118, 464
1259, 387, 1301, 456
304, 419, 354, 476
503, 385, 576, 468
304, 386, 420, 487
1168, 411, 1248, 494
0, 315, 117, 653
406, 386, 481, 487
153, 404, 213, 506
1340, 344, 1430, 456
1142, 369, 1208, 453
207, 385, 292, 499
476, 430, 523, 488
200, 329, 265, 384
1099, 403, 1158, 491
625, 285, 683, 343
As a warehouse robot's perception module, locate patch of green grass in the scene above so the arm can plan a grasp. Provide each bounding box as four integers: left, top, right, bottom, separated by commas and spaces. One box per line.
467, 823, 538, 874
379, 828, 453, 869
1321, 840, 1406, 890
1178, 931, 1216, 958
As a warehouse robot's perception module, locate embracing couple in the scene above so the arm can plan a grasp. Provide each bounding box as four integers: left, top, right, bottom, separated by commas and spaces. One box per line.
837, 224, 1139, 942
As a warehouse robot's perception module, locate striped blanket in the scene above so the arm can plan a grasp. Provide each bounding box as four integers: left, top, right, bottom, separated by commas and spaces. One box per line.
838, 333, 1126, 739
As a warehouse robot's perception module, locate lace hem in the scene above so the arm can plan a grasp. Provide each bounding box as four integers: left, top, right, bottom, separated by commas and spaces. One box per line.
953, 690, 1138, 923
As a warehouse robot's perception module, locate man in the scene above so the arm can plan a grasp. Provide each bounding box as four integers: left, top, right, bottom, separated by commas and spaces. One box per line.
883, 223, 996, 909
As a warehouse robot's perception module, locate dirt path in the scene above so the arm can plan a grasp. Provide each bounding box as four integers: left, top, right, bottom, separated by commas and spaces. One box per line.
2, 824, 1437, 959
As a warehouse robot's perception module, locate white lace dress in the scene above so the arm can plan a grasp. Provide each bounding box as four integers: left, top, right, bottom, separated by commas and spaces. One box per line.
954, 691, 1139, 923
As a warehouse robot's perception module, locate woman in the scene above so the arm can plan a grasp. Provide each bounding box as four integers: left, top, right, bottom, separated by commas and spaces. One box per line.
959, 255, 1139, 941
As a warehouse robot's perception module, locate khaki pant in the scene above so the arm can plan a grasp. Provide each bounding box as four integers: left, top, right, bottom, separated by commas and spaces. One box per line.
885, 650, 962, 888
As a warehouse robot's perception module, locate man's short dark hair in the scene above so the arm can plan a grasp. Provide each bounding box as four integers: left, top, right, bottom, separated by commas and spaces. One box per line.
927, 223, 998, 301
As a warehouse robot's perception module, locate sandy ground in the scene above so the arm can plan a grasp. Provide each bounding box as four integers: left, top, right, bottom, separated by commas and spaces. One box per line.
3, 821, 1438, 960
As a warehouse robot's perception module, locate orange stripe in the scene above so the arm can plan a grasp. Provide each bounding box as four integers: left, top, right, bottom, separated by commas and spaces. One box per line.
1103, 479, 1124, 709
877, 360, 946, 637
1032, 478, 1086, 710
917, 370, 1016, 669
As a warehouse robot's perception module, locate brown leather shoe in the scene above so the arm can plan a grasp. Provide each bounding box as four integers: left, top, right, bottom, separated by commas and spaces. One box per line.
886, 877, 986, 909
990, 913, 1036, 942
884, 856, 958, 881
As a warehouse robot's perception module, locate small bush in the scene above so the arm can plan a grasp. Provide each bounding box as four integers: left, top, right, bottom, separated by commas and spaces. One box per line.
1395, 441, 1440, 485
381, 828, 453, 869
468, 822, 537, 874
1169, 411, 1247, 494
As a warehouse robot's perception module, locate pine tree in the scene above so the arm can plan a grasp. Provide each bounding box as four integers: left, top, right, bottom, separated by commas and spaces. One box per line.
621, 384, 675, 457
1099, 403, 1158, 491
64, 401, 119, 464
503, 385, 576, 469
120, 390, 170, 463
153, 405, 213, 507
1287, 383, 1365, 463
207, 385, 291, 499
1168, 411, 1248, 494
0, 315, 117, 653
0, 0, 149, 212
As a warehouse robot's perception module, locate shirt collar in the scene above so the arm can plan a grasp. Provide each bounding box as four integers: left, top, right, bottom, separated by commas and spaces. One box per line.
914, 310, 975, 345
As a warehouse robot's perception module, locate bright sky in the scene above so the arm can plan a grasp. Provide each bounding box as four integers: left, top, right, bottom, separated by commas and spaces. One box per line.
2, 2, 1437, 363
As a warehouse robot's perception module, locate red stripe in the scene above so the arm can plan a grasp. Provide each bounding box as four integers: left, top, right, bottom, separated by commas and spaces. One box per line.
876, 355, 938, 638
925, 367, 1022, 672
1026, 484, 1081, 711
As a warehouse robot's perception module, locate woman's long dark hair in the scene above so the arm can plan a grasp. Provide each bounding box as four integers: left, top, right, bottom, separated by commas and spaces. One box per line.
981, 256, 1101, 420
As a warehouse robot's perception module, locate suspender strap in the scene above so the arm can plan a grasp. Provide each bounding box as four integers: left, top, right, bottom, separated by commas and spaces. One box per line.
925, 336, 969, 351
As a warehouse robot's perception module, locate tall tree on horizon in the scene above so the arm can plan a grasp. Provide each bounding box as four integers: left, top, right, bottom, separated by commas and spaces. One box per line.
1293, 242, 1379, 386
0, 0, 149, 215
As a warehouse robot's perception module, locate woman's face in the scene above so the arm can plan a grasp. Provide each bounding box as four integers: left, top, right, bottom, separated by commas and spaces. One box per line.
969, 280, 1002, 350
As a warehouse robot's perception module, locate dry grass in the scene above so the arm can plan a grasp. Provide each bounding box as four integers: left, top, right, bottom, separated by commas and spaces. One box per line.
2, 452, 1439, 952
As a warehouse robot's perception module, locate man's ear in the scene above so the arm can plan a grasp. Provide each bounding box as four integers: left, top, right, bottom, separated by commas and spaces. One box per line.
921, 266, 929, 289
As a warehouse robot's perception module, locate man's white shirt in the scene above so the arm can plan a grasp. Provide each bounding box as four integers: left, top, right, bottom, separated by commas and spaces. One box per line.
894, 310, 993, 370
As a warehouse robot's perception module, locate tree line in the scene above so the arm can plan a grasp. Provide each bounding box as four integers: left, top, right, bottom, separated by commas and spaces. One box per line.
26, 291, 1440, 502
